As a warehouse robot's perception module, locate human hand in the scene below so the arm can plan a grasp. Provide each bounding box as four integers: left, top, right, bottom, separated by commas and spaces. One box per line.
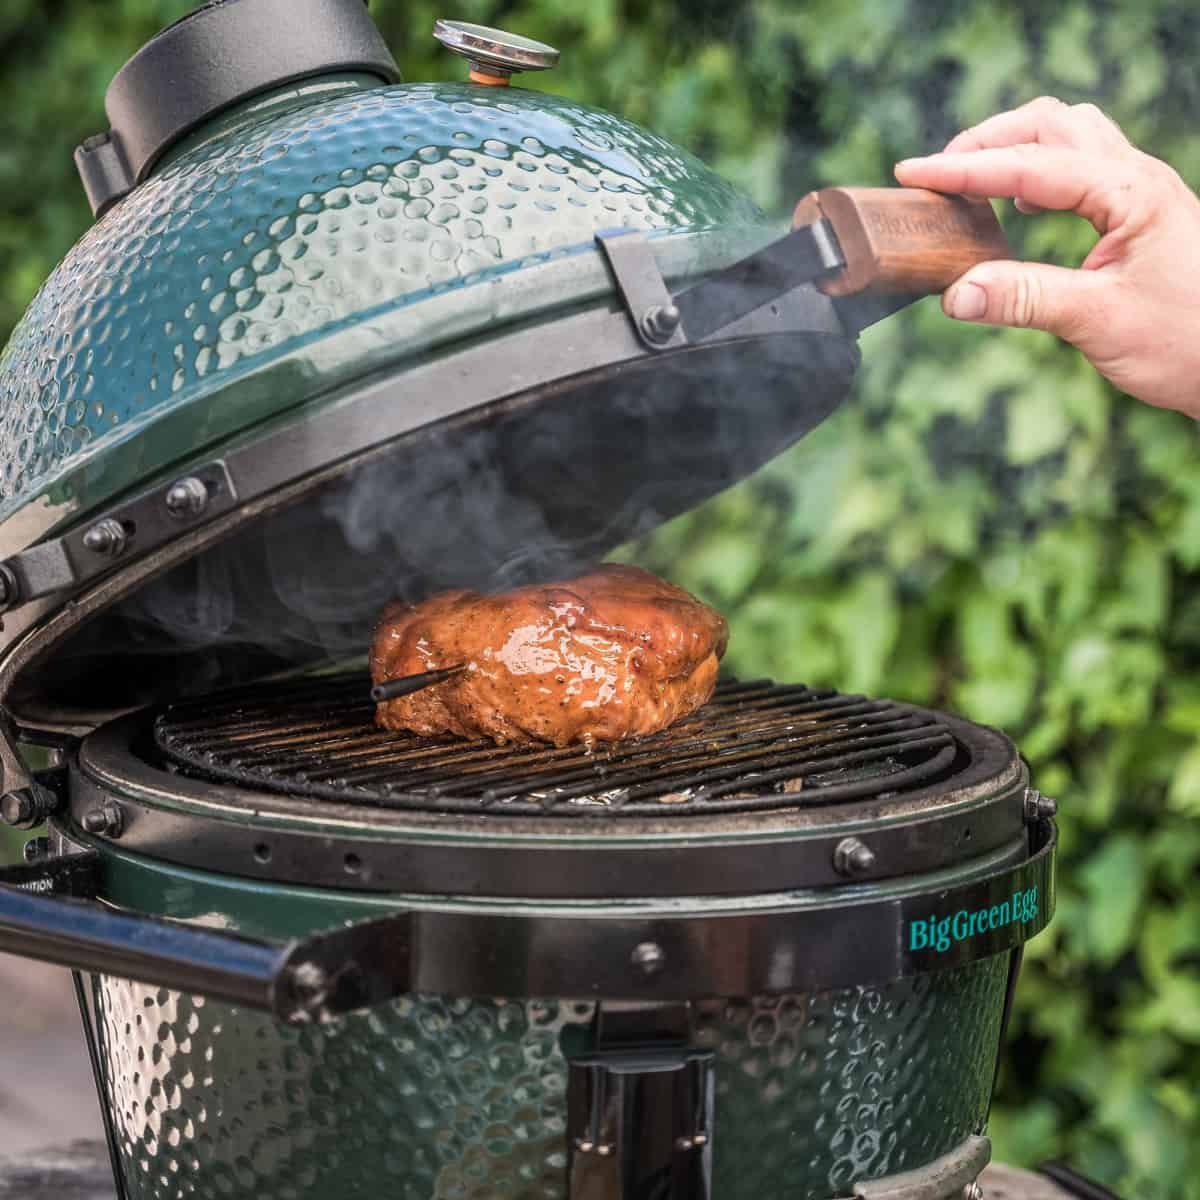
894, 96, 1200, 419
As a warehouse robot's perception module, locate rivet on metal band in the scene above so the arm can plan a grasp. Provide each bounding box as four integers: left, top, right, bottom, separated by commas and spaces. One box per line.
81, 802, 124, 839
1024, 788, 1058, 823
834, 835, 876, 877
82, 518, 130, 559
164, 475, 211, 519
631, 941, 666, 977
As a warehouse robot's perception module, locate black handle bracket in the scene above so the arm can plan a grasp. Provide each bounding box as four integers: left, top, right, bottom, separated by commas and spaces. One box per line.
596, 229, 689, 352
0, 846, 99, 897
568, 1002, 714, 1200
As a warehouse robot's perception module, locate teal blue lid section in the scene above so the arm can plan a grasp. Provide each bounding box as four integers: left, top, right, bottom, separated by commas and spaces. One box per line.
0, 81, 765, 539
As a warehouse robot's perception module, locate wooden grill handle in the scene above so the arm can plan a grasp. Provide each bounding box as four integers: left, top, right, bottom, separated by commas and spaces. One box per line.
794, 186, 1010, 298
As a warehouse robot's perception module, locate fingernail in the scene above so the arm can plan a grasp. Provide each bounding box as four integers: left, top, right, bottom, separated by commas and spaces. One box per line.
947, 281, 988, 321
895, 157, 925, 168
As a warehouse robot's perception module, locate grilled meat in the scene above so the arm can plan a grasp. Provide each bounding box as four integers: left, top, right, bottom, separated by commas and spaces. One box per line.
371, 564, 728, 746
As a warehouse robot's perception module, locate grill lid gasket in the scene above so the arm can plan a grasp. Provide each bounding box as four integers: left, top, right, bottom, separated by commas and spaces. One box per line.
153, 676, 959, 818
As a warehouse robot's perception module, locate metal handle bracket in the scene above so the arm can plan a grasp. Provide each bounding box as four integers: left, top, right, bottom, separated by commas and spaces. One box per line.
568, 1000, 714, 1200
595, 229, 689, 352
0, 461, 236, 616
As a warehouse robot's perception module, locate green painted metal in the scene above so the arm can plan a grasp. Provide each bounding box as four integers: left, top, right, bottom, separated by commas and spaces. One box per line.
0, 76, 769, 546
89, 838, 1011, 1200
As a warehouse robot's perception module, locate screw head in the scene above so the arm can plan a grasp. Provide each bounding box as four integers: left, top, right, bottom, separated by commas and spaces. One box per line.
640, 303, 682, 345
0, 789, 34, 829
81, 802, 124, 838
285, 961, 331, 1023
23, 836, 50, 862
165, 476, 209, 519
1, 787, 57, 831
82, 518, 129, 558
631, 941, 666, 977
1024, 788, 1058, 823
834, 836, 876, 878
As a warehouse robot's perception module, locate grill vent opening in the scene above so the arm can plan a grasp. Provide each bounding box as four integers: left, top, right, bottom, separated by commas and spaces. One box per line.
153, 676, 961, 818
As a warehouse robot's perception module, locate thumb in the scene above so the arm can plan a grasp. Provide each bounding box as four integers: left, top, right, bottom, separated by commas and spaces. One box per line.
942, 261, 1105, 342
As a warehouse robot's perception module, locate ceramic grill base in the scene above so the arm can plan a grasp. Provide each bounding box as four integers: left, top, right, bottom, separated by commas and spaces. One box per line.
93, 958, 1008, 1200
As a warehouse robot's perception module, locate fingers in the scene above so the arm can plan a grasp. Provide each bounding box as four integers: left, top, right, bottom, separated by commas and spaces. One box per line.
894, 145, 1136, 232
941, 260, 1110, 344
943, 96, 1131, 154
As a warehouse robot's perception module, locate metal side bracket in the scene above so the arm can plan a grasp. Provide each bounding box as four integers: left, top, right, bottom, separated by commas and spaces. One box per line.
567, 1002, 713, 1200
0, 460, 236, 615
595, 229, 689, 352
855, 1135, 992, 1200
0, 845, 99, 898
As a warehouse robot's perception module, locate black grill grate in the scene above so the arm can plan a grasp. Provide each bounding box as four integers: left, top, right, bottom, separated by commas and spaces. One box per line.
153, 676, 961, 817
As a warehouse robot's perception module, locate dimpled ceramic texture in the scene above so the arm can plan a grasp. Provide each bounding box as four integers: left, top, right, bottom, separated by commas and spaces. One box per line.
0, 82, 762, 526
92, 957, 1007, 1200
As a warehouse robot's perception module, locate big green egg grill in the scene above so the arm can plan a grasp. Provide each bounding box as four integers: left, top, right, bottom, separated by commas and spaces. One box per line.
0, 3, 1055, 1199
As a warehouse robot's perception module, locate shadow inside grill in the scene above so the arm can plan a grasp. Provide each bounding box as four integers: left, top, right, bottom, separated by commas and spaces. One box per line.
152, 677, 961, 816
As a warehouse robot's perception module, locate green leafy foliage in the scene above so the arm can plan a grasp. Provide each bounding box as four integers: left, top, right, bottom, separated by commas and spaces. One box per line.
1, 1, 1199, 1193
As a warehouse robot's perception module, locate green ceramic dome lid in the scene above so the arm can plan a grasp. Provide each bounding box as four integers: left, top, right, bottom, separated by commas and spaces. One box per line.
0, 17, 772, 560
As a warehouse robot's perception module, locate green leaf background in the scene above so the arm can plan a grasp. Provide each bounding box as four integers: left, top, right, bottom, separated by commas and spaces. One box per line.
1, 1, 1199, 1194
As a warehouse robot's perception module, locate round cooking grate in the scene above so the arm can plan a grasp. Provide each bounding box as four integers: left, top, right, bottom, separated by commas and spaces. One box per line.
153, 676, 961, 817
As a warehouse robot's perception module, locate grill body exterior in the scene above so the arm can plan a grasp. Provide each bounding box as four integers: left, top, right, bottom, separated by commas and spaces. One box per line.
44, 675, 1055, 1200
92, 962, 1008, 1200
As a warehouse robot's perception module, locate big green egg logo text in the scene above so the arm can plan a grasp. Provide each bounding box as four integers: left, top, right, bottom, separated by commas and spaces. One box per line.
908, 887, 1039, 953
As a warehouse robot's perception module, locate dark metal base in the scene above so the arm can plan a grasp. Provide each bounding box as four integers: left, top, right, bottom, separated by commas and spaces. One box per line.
0, 1143, 1088, 1200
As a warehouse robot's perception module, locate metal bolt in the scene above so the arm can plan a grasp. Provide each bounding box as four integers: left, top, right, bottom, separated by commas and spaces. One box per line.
286, 961, 330, 1023
631, 941, 666, 977
82, 518, 129, 558
963, 1183, 984, 1200
23, 837, 50, 862
81, 802, 124, 838
833, 836, 876, 878
640, 303, 682, 345
1, 790, 35, 829
164, 476, 210, 520
1023, 788, 1058, 823
1, 786, 58, 831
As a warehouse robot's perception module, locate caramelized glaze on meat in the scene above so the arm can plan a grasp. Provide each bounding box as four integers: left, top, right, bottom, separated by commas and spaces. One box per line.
370, 565, 728, 746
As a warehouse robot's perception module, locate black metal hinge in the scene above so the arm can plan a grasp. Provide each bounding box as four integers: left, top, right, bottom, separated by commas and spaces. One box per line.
0, 461, 236, 615
0, 847, 100, 898
567, 1002, 713, 1200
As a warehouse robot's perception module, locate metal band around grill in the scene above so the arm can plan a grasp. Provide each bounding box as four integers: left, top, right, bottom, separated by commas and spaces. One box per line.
0, 817, 1055, 1015
854, 1136, 992, 1200
67, 701, 1031, 899
278, 822, 1055, 1002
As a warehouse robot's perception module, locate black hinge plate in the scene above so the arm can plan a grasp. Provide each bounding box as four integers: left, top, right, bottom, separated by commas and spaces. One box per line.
0, 850, 100, 898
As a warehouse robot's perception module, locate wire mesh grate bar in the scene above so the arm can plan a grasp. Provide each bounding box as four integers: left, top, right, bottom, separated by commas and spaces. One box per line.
154, 676, 961, 817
